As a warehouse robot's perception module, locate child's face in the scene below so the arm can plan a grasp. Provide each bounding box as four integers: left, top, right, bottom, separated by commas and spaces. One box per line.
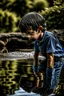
25, 29, 42, 40
27, 31, 40, 40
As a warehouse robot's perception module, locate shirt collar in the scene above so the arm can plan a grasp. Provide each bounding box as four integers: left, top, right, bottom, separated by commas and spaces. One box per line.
38, 31, 46, 45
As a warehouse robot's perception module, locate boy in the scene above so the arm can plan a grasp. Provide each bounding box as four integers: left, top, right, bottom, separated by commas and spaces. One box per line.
19, 12, 64, 96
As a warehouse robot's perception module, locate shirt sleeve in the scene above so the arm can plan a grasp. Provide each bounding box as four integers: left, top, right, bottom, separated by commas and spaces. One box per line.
46, 37, 56, 53
34, 41, 39, 53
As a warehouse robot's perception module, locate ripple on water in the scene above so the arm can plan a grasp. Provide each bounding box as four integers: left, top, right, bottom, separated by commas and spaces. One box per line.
0, 51, 46, 61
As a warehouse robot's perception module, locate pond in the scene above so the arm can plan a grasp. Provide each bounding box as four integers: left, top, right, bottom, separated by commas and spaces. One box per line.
0, 50, 45, 96
0, 50, 64, 96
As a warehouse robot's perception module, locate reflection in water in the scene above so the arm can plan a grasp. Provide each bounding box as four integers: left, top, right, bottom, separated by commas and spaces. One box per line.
0, 50, 64, 96
0, 59, 33, 96
0, 49, 45, 96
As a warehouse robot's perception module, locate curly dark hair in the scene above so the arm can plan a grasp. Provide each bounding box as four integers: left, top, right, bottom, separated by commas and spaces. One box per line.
19, 12, 46, 32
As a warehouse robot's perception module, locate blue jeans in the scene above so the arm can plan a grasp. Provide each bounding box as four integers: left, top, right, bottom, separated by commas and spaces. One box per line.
38, 60, 64, 91
50, 60, 64, 90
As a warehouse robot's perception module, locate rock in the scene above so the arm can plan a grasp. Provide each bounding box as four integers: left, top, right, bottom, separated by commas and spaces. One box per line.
0, 32, 34, 50
0, 31, 64, 50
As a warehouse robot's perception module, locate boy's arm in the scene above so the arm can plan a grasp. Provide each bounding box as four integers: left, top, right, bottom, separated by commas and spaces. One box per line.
33, 52, 39, 75
47, 53, 54, 68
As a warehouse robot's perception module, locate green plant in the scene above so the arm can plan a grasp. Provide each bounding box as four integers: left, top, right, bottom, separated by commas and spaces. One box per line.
32, 0, 49, 12
53, 0, 62, 6
0, 10, 19, 32
41, 5, 64, 29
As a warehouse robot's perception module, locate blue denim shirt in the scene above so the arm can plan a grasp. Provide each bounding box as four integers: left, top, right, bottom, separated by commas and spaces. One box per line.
62, 48, 64, 52
34, 31, 64, 57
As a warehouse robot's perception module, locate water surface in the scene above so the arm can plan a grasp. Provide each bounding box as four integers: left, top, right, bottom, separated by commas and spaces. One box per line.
0, 51, 42, 96
0, 50, 64, 96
